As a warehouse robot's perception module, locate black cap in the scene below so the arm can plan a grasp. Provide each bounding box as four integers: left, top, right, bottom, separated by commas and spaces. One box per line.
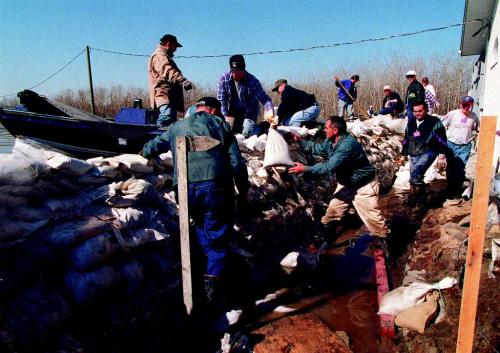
160, 34, 182, 47
196, 97, 221, 110
351, 74, 360, 81
272, 79, 287, 92
229, 54, 245, 70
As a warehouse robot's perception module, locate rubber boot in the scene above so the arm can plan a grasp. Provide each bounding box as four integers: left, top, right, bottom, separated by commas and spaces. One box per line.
404, 185, 418, 207
413, 184, 427, 212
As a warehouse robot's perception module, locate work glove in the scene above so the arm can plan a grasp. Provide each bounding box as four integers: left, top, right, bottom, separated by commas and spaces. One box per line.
183, 80, 195, 91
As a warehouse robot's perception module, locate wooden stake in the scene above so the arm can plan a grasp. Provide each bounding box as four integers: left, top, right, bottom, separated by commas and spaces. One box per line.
456, 115, 497, 353
176, 135, 221, 315
176, 136, 193, 314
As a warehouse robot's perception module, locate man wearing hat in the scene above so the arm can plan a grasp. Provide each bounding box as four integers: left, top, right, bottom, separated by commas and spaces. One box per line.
143, 97, 249, 310
375, 85, 404, 117
272, 79, 320, 126
217, 54, 274, 137
404, 70, 425, 121
148, 34, 194, 127
335, 75, 359, 120
442, 95, 480, 197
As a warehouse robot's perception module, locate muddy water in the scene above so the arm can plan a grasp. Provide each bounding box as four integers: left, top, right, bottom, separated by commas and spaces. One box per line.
0, 123, 14, 154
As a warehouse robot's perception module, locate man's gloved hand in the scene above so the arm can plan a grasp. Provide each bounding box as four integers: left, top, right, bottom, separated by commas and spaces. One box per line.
183, 80, 195, 91
289, 162, 305, 174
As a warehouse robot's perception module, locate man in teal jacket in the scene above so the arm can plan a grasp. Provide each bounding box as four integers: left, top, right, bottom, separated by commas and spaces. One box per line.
143, 97, 249, 309
290, 116, 388, 246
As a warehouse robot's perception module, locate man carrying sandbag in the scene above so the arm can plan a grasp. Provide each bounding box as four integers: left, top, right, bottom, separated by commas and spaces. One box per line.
271, 79, 320, 127
289, 116, 388, 248
142, 97, 249, 311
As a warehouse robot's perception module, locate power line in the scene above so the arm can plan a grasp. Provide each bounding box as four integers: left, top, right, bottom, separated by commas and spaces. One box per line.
91, 19, 487, 59
0, 49, 86, 99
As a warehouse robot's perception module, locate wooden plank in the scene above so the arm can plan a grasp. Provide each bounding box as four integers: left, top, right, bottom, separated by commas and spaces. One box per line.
176, 136, 193, 315
373, 248, 395, 337
456, 115, 497, 353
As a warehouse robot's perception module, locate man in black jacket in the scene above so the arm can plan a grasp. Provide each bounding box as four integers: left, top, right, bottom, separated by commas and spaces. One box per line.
401, 101, 447, 210
404, 70, 426, 121
377, 85, 404, 117
272, 79, 320, 127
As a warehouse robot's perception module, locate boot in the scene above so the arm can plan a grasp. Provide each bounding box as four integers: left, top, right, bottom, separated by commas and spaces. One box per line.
404, 185, 418, 207
310, 221, 339, 251
204, 275, 227, 312
413, 184, 427, 212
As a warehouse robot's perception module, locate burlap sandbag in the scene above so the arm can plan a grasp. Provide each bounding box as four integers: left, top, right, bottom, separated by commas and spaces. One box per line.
394, 291, 439, 333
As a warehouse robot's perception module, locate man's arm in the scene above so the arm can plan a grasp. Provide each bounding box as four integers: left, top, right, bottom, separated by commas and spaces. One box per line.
154, 55, 186, 84
225, 125, 249, 194
143, 132, 170, 159
299, 139, 330, 159
250, 77, 273, 112
305, 144, 352, 176
441, 112, 452, 129
217, 74, 230, 117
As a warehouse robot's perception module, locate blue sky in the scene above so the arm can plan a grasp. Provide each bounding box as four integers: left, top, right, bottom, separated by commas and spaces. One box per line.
0, 0, 467, 98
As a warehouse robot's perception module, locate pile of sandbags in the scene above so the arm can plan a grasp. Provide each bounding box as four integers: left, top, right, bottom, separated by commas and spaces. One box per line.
348, 115, 406, 191
0, 139, 180, 351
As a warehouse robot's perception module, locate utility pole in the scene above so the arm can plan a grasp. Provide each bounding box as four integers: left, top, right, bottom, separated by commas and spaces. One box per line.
85, 45, 96, 115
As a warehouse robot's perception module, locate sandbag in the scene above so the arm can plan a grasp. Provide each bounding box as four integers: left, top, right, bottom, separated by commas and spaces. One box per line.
3, 284, 72, 349
106, 177, 163, 208
263, 129, 294, 168
0, 193, 30, 208
65, 266, 122, 305
394, 291, 439, 333
46, 154, 93, 176
41, 218, 111, 249
43, 183, 109, 213
121, 260, 145, 295
112, 207, 146, 230
103, 154, 153, 174
113, 227, 168, 249
8, 206, 50, 222
0, 219, 48, 242
69, 232, 122, 271
0, 154, 38, 185
379, 277, 456, 316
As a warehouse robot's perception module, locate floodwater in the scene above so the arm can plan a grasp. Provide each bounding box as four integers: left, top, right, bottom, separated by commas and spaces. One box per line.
0, 123, 14, 154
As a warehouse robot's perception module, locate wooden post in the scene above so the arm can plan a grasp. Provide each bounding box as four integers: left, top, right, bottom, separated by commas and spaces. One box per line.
176, 136, 192, 314
456, 115, 497, 353
176, 135, 221, 315
85, 45, 96, 115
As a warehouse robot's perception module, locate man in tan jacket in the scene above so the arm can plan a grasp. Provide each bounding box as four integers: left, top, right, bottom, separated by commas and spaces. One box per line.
148, 34, 194, 127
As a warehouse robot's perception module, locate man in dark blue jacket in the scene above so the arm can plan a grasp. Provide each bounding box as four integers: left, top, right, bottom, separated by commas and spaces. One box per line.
272, 79, 320, 127
335, 75, 359, 120
290, 116, 388, 245
143, 97, 249, 308
404, 70, 426, 121
401, 101, 447, 209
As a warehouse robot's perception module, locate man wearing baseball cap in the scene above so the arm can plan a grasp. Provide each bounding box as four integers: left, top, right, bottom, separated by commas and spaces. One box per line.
442, 95, 480, 197
272, 79, 320, 126
143, 97, 249, 311
148, 34, 195, 127
404, 70, 425, 121
334, 75, 359, 120
217, 54, 274, 137
375, 85, 404, 117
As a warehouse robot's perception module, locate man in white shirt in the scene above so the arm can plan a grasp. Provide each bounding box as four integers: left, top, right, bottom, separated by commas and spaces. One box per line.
442, 95, 480, 197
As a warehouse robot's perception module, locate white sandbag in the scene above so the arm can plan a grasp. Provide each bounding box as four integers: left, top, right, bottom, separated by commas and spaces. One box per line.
242, 135, 258, 151
114, 228, 167, 249
158, 151, 174, 169
0, 154, 38, 185
112, 207, 147, 230
263, 129, 294, 168
103, 154, 153, 174
255, 134, 267, 152
280, 251, 299, 268
106, 177, 162, 208
488, 238, 500, 279
378, 277, 457, 316
277, 126, 309, 137
46, 154, 93, 176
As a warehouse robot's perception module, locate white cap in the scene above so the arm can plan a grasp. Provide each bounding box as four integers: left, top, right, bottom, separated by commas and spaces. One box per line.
383, 85, 391, 90
406, 70, 416, 76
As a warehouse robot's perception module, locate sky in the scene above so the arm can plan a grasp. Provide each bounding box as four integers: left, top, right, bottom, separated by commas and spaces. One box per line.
0, 0, 469, 98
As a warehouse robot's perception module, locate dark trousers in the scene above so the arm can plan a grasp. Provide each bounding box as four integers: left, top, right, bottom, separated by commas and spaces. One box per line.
409, 151, 438, 185
188, 180, 235, 276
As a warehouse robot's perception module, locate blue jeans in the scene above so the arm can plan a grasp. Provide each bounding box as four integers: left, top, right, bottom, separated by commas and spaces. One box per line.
338, 100, 353, 119
157, 104, 177, 127
446, 141, 471, 190
379, 107, 394, 115
409, 151, 438, 185
406, 103, 414, 122
283, 104, 320, 127
188, 180, 234, 276
242, 119, 256, 138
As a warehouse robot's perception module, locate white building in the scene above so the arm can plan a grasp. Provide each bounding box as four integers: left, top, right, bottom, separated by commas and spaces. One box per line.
461, 0, 500, 166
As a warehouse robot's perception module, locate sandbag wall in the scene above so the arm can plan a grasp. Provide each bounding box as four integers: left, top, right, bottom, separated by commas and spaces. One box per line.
0, 139, 181, 352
